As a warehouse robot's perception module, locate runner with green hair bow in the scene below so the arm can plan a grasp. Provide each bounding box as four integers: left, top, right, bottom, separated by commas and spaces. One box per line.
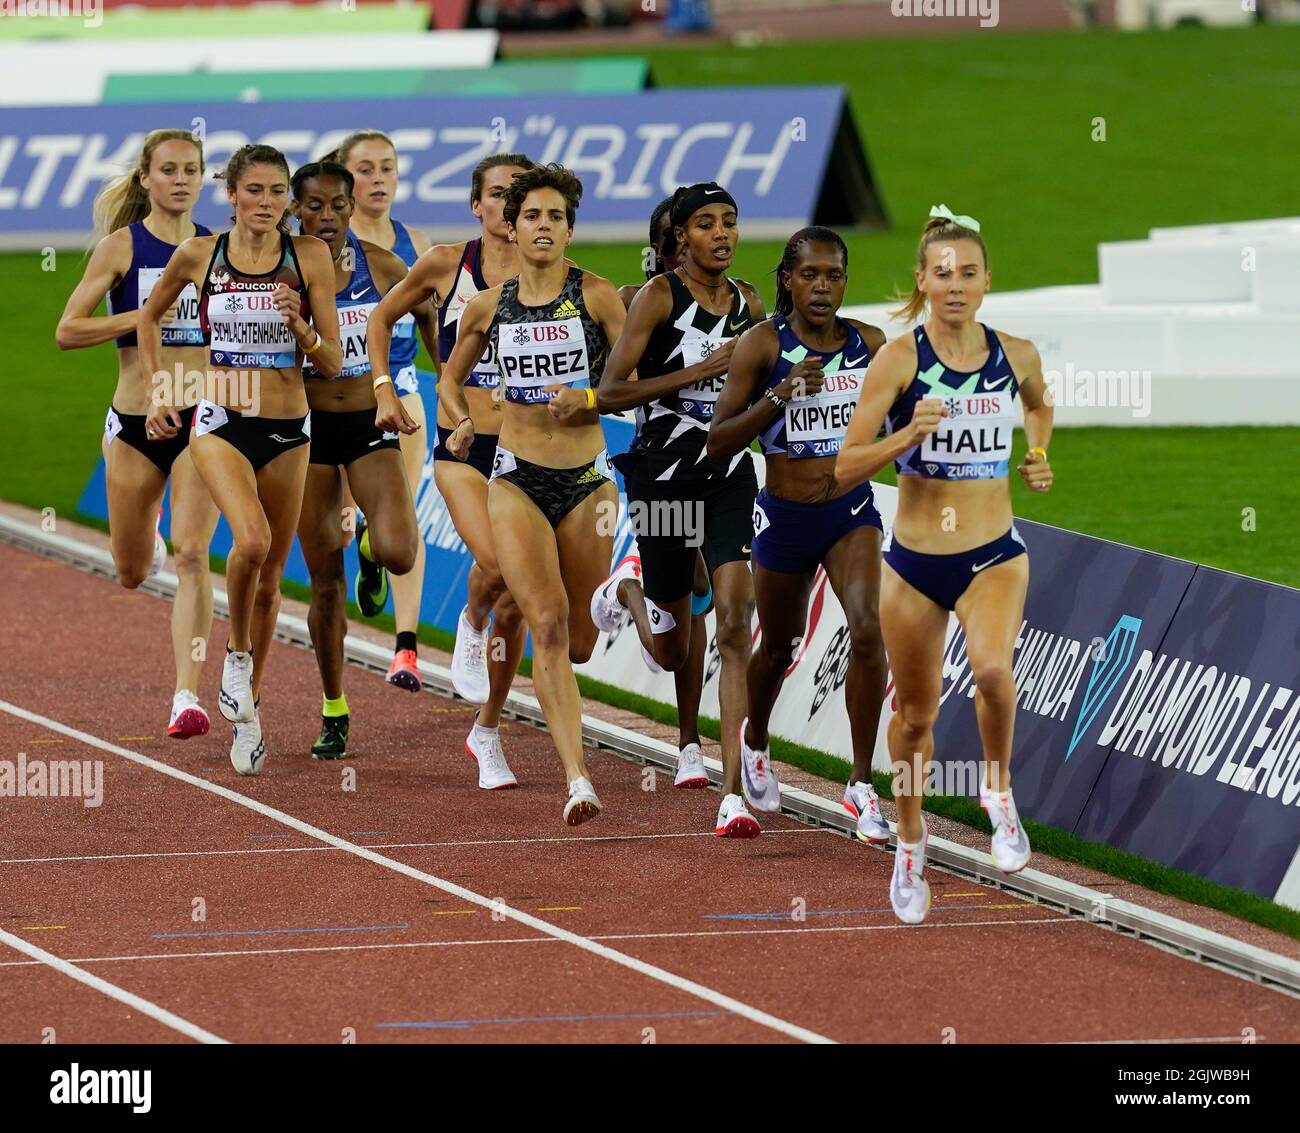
929, 203, 981, 232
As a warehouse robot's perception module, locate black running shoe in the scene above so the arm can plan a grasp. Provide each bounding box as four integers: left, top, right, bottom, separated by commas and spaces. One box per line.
311, 714, 350, 760
353, 515, 389, 618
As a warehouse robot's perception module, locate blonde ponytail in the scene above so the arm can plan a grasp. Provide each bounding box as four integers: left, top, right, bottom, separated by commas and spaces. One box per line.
890, 213, 988, 323
92, 128, 204, 235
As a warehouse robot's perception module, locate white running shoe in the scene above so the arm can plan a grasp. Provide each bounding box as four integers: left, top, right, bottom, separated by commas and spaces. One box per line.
981, 783, 1032, 874
451, 606, 491, 704
640, 644, 664, 674
674, 743, 709, 789
168, 689, 210, 740
890, 818, 931, 925
229, 710, 266, 776
218, 649, 254, 723
738, 718, 781, 813
563, 776, 602, 826
843, 779, 891, 844
148, 530, 167, 578
715, 793, 761, 839
589, 554, 642, 633
466, 720, 518, 790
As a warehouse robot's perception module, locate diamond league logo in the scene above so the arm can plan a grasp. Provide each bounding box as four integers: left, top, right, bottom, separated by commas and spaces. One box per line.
1065, 614, 1143, 760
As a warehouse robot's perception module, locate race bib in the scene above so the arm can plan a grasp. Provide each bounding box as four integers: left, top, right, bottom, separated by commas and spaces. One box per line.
497, 317, 589, 404
783, 368, 865, 459
920, 390, 1016, 478
208, 291, 297, 368
467, 338, 501, 389
675, 334, 727, 421
328, 300, 377, 380
137, 267, 203, 347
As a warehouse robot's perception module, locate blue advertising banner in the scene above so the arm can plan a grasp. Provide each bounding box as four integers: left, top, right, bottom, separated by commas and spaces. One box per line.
1074, 568, 1300, 899
0, 87, 857, 247
926, 521, 1197, 833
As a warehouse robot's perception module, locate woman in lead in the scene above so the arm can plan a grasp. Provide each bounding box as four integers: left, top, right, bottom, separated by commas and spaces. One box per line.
438, 164, 627, 825
141, 144, 342, 775
835, 206, 1054, 923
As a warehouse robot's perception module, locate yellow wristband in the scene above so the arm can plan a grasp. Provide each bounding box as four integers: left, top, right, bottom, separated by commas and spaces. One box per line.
372, 373, 393, 392
585, 386, 597, 410
1029, 446, 1047, 460
301, 329, 322, 355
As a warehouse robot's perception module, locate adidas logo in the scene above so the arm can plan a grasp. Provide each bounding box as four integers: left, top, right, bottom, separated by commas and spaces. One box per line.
551, 299, 580, 319
577, 467, 605, 484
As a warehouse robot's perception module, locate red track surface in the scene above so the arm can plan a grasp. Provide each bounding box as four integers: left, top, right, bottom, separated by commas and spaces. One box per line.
2, 539, 1297, 1044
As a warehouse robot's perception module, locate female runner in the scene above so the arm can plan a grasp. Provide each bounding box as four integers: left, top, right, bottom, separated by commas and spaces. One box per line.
56, 128, 219, 739
438, 164, 627, 824
140, 143, 342, 774
835, 206, 1053, 922
291, 160, 420, 760
709, 226, 891, 843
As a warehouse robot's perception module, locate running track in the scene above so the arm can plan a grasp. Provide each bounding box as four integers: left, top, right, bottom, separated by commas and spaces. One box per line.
1, 540, 1297, 1044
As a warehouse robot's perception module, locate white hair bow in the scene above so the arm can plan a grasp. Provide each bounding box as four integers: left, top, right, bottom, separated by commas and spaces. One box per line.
929, 204, 981, 232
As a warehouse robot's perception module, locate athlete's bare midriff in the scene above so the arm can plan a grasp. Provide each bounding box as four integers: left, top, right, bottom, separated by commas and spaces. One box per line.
111, 343, 207, 416
497, 402, 603, 469
892, 476, 1013, 553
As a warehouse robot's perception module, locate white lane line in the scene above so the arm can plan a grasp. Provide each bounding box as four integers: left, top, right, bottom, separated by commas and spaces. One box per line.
1056, 1036, 1265, 1045
0, 829, 822, 867
0, 917, 1073, 968
0, 926, 227, 1045
0, 699, 835, 1046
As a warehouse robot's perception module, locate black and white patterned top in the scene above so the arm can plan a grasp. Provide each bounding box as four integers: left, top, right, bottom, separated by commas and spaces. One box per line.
621, 271, 756, 483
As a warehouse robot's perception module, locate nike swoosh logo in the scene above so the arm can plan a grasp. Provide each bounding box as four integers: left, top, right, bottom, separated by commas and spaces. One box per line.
705, 188, 725, 195
350, 289, 369, 300
368, 438, 383, 447
850, 499, 872, 516
844, 354, 868, 367
727, 320, 747, 333
971, 555, 1004, 573
740, 544, 751, 554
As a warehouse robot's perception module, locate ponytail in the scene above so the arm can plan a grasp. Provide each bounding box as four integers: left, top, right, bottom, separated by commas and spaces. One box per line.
890, 212, 988, 323
92, 128, 204, 235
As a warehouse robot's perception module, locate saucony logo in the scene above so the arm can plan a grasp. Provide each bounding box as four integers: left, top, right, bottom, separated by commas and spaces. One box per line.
268, 433, 300, 443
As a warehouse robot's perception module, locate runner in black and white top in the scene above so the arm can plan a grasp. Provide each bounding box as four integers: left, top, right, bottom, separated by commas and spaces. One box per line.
438, 164, 628, 826
592, 182, 766, 838
140, 144, 342, 777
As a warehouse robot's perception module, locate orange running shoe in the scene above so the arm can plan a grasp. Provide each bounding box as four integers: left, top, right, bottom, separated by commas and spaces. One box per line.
387, 649, 422, 692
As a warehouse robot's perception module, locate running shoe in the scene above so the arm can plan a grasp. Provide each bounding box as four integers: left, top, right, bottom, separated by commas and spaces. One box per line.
311, 715, 350, 761
229, 710, 266, 776
640, 644, 664, 674
451, 606, 490, 704
715, 793, 761, 839
148, 529, 167, 579
353, 516, 390, 618
563, 776, 602, 826
466, 718, 517, 790
738, 718, 781, 813
981, 783, 1032, 874
387, 648, 422, 692
674, 743, 709, 789
589, 554, 642, 633
218, 649, 254, 723
167, 690, 210, 740
843, 779, 891, 844
890, 818, 931, 925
